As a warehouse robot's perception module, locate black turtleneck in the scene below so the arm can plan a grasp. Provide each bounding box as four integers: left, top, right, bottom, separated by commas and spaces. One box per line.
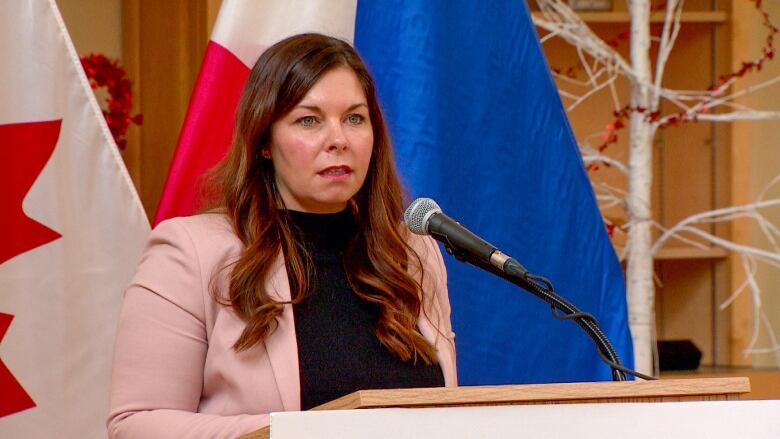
285, 209, 444, 410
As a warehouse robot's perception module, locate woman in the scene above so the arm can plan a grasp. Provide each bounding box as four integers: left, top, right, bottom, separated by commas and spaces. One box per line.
107, 33, 456, 439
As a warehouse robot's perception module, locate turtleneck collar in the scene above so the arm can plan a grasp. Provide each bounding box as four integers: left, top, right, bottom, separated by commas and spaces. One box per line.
283, 208, 358, 251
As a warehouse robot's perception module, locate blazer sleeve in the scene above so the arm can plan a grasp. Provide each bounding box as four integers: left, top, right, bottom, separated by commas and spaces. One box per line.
410, 233, 457, 385
107, 219, 267, 439
429, 236, 457, 379
425, 235, 456, 339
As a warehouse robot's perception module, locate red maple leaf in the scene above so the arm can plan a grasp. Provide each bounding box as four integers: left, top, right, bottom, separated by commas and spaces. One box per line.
0, 120, 63, 264
0, 313, 36, 417
0, 120, 62, 417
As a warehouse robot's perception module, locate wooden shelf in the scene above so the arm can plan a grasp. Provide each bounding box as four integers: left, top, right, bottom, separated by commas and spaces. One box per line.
532, 11, 728, 24
654, 247, 729, 261
613, 247, 729, 262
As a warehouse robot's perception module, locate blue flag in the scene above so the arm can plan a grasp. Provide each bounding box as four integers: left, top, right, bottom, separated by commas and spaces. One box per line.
354, 0, 633, 384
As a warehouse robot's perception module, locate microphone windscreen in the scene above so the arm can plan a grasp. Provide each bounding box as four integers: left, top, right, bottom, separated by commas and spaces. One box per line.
404, 198, 441, 235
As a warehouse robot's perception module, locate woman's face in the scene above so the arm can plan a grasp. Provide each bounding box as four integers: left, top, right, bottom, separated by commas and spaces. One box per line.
268, 67, 374, 213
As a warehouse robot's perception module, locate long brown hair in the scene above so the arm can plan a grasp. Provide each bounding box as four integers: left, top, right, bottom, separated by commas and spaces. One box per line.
205, 33, 437, 364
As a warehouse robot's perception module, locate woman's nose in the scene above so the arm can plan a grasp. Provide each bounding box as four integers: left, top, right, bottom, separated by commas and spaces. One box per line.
326, 119, 347, 151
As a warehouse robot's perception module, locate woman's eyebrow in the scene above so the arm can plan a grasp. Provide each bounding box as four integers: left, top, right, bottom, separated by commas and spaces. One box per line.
293, 102, 368, 112
292, 104, 323, 113
346, 103, 369, 112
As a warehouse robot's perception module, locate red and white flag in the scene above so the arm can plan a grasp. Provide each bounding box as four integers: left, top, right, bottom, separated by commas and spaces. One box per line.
0, 1, 150, 437
154, 0, 357, 224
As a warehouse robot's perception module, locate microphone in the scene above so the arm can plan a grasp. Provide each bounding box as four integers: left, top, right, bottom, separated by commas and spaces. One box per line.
403, 197, 527, 277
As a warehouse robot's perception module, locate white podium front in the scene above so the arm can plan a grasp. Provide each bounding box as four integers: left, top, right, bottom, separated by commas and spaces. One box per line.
238, 378, 754, 439
269, 400, 780, 439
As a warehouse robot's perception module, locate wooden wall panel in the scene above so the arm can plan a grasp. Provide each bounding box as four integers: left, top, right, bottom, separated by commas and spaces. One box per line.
656, 258, 731, 366
730, 0, 780, 368
122, 0, 142, 196
57, 0, 122, 59
653, 20, 733, 366
122, 0, 210, 219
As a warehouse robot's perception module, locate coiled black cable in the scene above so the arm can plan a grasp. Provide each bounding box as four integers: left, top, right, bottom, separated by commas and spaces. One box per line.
504, 265, 656, 381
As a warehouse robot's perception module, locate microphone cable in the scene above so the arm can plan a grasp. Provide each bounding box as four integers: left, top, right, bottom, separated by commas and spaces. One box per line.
404, 197, 656, 382
508, 269, 656, 381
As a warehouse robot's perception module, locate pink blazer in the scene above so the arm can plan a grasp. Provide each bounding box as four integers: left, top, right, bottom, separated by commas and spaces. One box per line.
107, 213, 457, 439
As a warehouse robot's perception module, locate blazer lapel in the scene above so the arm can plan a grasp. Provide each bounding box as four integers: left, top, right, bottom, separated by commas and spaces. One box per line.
262, 253, 301, 411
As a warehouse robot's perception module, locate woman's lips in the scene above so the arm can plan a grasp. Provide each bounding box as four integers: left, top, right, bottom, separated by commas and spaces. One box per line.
318, 165, 353, 179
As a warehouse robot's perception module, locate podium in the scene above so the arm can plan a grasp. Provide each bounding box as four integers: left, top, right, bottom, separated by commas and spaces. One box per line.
239, 377, 760, 438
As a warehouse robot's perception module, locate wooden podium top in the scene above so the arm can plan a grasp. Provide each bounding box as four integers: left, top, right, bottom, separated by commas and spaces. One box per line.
315, 376, 749, 409
239, 377, 750, 439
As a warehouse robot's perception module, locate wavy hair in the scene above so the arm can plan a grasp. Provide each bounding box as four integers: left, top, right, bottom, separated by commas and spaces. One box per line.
204, 33, 437, 364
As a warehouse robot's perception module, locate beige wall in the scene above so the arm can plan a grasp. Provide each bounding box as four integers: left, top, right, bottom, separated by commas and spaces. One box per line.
56, 0, 122, 59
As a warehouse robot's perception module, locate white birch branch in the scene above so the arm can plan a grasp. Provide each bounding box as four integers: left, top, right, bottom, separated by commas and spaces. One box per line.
652, 199, 780, 254
651, 0, 683, 106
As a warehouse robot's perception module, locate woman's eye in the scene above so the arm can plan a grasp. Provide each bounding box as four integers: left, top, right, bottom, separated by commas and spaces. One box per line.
299, 116, 317, 127
346, 114, 364, 125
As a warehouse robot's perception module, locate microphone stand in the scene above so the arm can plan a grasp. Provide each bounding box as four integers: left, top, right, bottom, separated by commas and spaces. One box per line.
444, 246, 655, 382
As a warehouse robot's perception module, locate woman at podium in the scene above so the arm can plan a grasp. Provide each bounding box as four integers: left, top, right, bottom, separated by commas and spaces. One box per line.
107, 33, 457, 439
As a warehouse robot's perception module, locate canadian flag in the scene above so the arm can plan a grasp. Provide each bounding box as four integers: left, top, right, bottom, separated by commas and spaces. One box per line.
0, 1, 150, 438
154, 0, 356, 224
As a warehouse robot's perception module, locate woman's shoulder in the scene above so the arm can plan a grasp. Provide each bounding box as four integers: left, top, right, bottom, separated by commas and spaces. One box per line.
401, 228, 441, 263
399, 228, 447, 290
155, 212, 233, 235
153, 212, 237, 244
131, 213, 243, 303
146, 213, 242, 265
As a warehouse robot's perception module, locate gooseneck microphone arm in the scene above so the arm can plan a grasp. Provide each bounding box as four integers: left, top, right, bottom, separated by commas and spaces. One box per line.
404, 198, 655, 382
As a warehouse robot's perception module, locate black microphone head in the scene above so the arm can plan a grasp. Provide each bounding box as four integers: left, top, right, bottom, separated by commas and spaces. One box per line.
404, 198, 442, 235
